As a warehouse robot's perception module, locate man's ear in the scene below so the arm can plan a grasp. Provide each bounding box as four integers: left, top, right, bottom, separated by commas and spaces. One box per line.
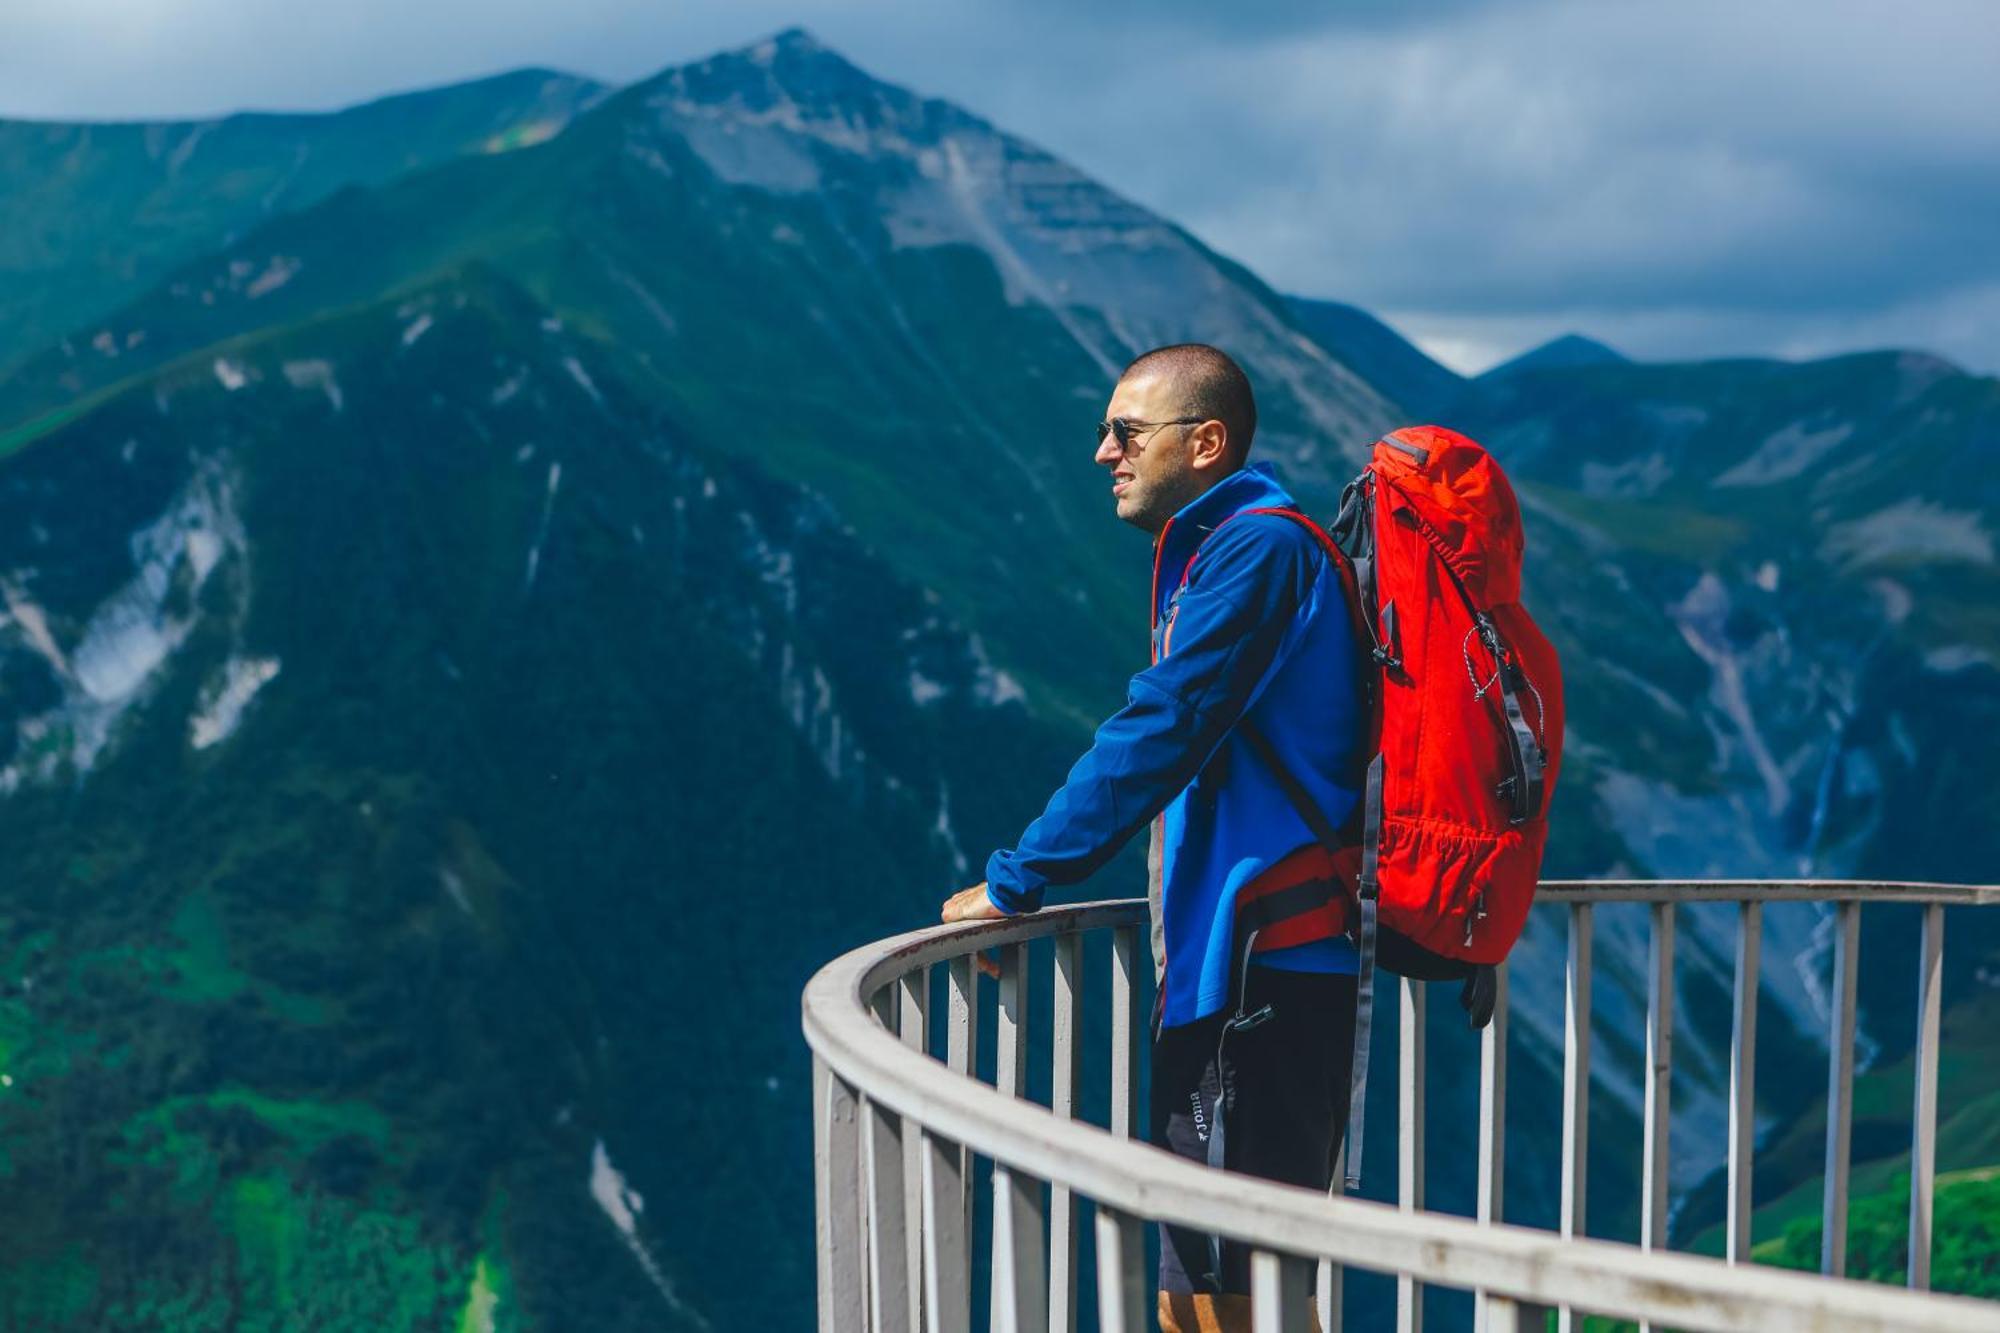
1188, 419, 1230, 471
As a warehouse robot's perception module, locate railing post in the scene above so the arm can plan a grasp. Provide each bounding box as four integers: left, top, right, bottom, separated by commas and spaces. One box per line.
866, 1094, 913, 1333
944, 958, 978, 1315
1398, 976, 1426, 1333
815, 1055, 868, 1332
990, 945, 1046, 1332
920, 1128, 970, 1333
1727, 901, 1761, 1265
1483, 1294, 1531, 1333
1251, 1250, 1313, 1333
1317, 1249, 1340, 1333
1558, 902, 1591, 1333
898, 967, 930, 1333
1643, 903, 1675, 1231
1822, 900, 1859, 1277
1094, 1206, 1147, 1333
990, 1162, 1048, 1333
1050, 932, 1083, 1333
1909, 901, 1944, 1290
1110, 925, 1140, 1138
1473, 962, 1508, 1333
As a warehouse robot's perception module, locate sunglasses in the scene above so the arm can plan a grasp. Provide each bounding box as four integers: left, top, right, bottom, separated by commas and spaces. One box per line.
1095, 416, 1205, 454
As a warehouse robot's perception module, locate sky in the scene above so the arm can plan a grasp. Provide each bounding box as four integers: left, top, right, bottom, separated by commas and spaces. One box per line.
4, 0, 1996, 376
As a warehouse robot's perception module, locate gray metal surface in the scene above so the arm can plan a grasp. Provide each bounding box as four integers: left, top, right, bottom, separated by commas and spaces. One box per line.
1727, 902, 1762, 1265
1909, 901, 1944, 1290
1399, 975, 1427, 1333
1822, 900, 1859, 1278
1474, 963, 1508, 1333
804, 889, 2000, 1332
1049, 933, 1083, 1333
1558, 902, 1592, 1333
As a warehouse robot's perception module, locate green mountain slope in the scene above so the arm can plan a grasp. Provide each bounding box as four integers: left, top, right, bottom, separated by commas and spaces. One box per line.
1285, 295, 1466, 422
0, 265, 1082, 1330
0, 29, 1404, 731
0, 67, 606, 373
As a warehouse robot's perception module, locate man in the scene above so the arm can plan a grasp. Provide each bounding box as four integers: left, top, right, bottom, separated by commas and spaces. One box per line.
939, 344, 1363, 1331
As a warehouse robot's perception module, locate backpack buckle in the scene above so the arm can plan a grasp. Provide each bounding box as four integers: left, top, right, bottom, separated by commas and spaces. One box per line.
1228, 1004, 1275, 1033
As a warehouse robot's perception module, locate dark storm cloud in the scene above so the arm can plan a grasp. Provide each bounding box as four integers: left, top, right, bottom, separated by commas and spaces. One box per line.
2, 0, 1994, 372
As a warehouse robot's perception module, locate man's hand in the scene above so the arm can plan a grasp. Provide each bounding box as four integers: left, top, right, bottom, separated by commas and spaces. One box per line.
941, 883, 1007, 978
940, 882, 1006, 924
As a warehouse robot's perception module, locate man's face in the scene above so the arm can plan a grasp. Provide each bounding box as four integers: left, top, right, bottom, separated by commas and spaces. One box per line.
1096, 372, 1201, 533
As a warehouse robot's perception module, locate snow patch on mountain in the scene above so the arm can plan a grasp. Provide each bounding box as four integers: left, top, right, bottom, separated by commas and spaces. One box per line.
1669, 573, 1790, 815
212, 357, 248, 391
1822, 499, 1993, 569
1581, 450, 1671, 498
281, 359, 343, 410
244, 255, 301, 299
524, 462, 562, 592
1713, 418, 1853, 488
589, 1140, 710, 1329
0, 463, 249, 790
189, 656, 280, 750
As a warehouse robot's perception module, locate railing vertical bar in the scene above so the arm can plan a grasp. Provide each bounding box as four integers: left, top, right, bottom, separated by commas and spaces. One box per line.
944, 957, 978, 1306
991, 1164, 1048, 1333
865, 1094, 913, 1333
1093, 1205, 1147, 1333
1908, 900, 1944, 1290
1643, 902, 1676, 1244
898, 967, 930, 1333
1320, 1139, 1347, 1332
1727, 901, 1761, 1265
1638, 902, 1674, 1333
1110, 925, 1140, 1139
920, 1128, 970, 1333
1473, 962, 1508, 1333
1050, 933, 1083, 1333
1251, 1250, 1313, 1333
1483, 1294, 1529, 1333
1557, 902, 1592, 1333
815, 1056, 867, 1333
989, 945, 1032, 1332
1398, 975, 1426, 1333
1822, 899, 1860, 1277
995, 942, 1028, 1097
1316, 1252, 1339, 1333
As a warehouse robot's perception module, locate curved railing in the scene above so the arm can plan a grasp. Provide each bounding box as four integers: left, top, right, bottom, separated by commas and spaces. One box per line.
803, 882, 2000, 1331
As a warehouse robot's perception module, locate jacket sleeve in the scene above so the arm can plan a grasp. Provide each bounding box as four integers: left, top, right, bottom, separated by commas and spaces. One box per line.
984, 517, 1319, 913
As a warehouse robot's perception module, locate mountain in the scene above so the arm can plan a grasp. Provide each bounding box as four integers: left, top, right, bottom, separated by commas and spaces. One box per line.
0, 27, 1402, 729
2, 26, 1998, 1330
1447, 346, 2000, 1248
1481, 332, 1628, 381
0, 67, 607, 373
0, 262, 1090, 1329
1285, 295, 1466, 421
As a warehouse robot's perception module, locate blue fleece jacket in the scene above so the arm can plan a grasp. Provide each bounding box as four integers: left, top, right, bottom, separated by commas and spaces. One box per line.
985, 462, 1363, 1026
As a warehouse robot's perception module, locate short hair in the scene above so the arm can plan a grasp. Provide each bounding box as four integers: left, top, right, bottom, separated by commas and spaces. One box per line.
1120, 343, 1257, 459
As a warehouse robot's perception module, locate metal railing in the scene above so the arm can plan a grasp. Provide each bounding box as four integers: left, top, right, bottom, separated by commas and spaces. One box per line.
802, 882, 2000, 1331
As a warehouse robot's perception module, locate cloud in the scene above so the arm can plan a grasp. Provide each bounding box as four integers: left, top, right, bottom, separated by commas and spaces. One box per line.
1, 0, 1994, 372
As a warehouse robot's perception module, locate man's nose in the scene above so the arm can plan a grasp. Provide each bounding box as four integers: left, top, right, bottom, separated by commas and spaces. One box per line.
1094, 434, 1123, 468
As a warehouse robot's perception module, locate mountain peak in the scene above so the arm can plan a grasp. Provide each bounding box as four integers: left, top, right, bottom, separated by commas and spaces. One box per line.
1481, 332, 1628, 381
757, 26, 832, 58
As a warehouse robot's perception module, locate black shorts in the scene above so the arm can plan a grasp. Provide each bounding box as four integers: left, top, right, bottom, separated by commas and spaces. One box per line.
1151, 965, 1357, 1297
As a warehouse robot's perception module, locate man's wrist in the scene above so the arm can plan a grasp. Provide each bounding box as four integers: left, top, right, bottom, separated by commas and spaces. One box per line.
983, 852, 1043, 915
984, 883, 1024, 917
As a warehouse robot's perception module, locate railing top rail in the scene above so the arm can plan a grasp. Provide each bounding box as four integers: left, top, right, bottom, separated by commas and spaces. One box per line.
1535, 878, 2000, 904
802, 887, 2000, 1333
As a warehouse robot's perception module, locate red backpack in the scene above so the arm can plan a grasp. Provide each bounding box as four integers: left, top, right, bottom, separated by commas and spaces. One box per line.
1234, 425, 1564, 1185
